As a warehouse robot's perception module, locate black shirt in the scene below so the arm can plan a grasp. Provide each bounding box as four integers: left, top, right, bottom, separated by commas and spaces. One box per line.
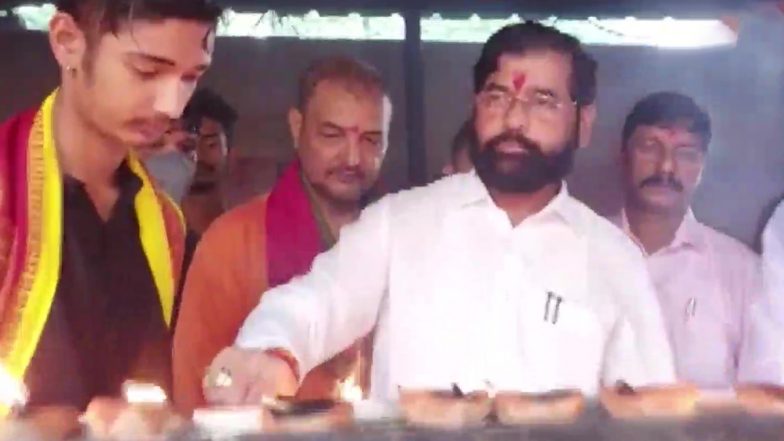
25, 163, 172, 410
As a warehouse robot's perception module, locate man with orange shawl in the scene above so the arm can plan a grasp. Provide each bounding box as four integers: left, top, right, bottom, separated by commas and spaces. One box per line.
173, 56, 391, 414
0, 0, 221, 411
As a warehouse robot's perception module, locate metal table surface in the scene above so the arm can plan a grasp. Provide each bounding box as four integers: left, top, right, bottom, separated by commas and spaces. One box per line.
170, 409, 784, 441
5, 404, 784, 441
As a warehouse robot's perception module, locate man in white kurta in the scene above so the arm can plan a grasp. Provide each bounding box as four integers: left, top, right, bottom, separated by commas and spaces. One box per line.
234, 172, 674, 399
614, 92, 762, 388
738, 201, 784, 384
202, 22, 675, 405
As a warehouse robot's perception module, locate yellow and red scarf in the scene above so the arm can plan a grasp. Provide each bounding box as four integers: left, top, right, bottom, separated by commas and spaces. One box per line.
0, 91, 185, 412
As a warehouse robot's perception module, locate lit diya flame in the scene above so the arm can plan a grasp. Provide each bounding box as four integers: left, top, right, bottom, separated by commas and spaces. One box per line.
82, 382, 184, 439
338, 374, 363, 403
0, 363, 27, 411
122, 381, 167, 405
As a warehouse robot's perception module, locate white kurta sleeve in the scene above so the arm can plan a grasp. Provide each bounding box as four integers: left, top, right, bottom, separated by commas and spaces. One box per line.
603, 249, 676, 386
235, 197, 392, 377
738, 202, 784, 384
601, 316, 647, 386
761, 202, 784, 324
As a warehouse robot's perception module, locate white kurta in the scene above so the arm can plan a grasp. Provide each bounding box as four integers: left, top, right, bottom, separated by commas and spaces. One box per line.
236, 172, 676, 400
738, 201, 784, 384
615, 211, 761, 388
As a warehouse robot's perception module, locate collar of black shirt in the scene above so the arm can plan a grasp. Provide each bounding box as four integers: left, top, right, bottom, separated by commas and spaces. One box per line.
63, 160, 143, 198
62, 159, 144, 216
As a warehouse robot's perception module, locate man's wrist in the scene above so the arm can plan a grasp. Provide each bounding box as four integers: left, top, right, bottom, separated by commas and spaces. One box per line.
264, 348, 301, 382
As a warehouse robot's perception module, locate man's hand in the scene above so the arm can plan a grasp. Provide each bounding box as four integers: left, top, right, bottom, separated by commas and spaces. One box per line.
203, 347, 298, 406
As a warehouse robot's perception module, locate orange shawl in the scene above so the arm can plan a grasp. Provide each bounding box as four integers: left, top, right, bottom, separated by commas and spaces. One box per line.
173, 161, 363, 414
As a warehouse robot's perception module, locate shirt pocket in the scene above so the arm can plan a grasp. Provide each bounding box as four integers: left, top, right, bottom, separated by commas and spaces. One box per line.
662, 258, 734, 387
677, 292, 733, 386
512, 293, 607, 392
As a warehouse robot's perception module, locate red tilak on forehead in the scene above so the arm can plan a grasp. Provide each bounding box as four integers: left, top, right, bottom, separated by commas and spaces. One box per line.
512, 73, 527, 92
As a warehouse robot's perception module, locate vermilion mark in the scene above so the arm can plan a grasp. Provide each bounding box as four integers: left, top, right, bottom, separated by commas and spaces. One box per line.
512, 73, 527, 92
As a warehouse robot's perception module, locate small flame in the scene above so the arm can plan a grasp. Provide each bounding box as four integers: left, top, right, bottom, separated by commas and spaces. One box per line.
0, 363, 27, 409
122, 381, 167, 405
338, 375, 363, 403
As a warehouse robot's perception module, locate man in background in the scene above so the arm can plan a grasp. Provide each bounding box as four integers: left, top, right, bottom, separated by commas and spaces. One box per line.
144, 117, 199, 204
173, 56, 391, 414
614, 91, 761, 388
442, 119, 475, 176
180, 88, 238, 234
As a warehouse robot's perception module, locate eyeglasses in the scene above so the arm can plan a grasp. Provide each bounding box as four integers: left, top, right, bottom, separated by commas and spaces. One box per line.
633, 141, 704, 166
477, 89, 575, 124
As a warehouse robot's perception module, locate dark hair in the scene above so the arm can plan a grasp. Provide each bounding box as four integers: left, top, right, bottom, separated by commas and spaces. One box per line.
451, 119, 476, 161
622, 91, 712, 150
298, 56, 387, 111
183, 88, 239, 147
55, 0, 223, 34
474, 21, 597, 106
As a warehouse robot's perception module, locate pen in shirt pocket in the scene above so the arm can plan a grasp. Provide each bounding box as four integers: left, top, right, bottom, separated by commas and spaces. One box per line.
685, 297, 697, 320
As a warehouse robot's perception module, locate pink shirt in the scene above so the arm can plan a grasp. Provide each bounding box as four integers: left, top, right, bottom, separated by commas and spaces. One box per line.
616, 211, 761, 388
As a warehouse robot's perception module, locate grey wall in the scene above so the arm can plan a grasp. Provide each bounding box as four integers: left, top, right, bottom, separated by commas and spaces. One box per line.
1, 29, 783, 247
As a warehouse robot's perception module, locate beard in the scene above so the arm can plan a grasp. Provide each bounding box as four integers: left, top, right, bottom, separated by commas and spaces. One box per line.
471, 131, 577, 194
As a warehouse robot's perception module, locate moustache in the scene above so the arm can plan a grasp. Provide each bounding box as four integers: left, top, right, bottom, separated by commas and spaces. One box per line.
485, 132, 543, 157
639, 174, 684, 192
471, 129, 576, 194
328, 166, 365, 181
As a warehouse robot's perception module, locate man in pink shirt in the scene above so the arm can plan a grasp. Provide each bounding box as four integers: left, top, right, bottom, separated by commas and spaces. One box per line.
615, 91, 761, 388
